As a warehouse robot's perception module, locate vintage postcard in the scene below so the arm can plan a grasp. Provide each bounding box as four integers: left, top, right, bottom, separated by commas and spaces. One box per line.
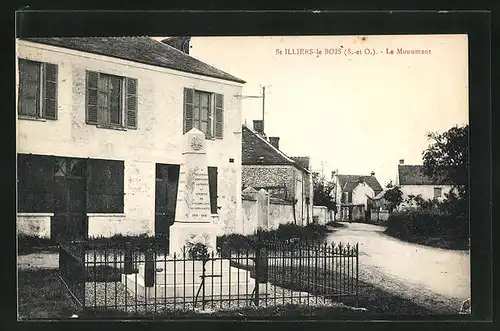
16, 34, 471, 320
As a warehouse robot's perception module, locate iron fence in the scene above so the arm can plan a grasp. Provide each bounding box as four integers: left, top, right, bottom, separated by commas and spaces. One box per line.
59, 237, 359, 316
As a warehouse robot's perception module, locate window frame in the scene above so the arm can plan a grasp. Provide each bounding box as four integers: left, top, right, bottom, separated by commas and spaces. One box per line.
184, 88, 223, 139
86, 70, 138, 130
94, 72, 125, 128
18, 58, 58, 120
193, 89, 214, 138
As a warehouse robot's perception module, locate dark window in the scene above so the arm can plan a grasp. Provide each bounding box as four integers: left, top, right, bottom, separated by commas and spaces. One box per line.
86, 71, 137, 129
434, 187, 442, 198
86, 159, 124, 213
208, 166, 218, 214
183, 88, 224, 139
18, 59, 58, 120
17, 154, 54, 212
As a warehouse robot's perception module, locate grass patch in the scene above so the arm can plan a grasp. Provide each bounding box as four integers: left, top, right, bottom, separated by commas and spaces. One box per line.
81, 304, 364, 319
18, 268, 80, 320
18, 268, 438, 319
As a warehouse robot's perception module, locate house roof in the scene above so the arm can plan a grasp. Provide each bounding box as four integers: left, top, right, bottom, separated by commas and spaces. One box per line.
290, 157, 310, 170
398, 165, 453, 185
337, 174, 383, 194
368, 189, 388, 200
21, 37, 246, 84
242, 125, 309, 173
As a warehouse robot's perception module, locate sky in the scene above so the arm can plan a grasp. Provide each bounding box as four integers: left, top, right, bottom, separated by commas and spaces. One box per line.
165, 35, 469, 187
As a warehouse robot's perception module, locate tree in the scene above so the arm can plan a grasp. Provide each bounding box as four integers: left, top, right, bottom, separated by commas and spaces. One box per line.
384, 186, 403, 213
422, 125, 469, 199
386, 180, 394, 188
312, 172, 335, 211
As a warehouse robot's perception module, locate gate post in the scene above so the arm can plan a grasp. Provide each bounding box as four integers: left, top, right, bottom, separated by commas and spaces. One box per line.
254, 244, 260, 306
124, 242, 133, 274
145, 248, 155, 287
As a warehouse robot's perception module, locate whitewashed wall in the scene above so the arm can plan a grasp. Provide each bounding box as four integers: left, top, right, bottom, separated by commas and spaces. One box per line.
16, 39, 244, 237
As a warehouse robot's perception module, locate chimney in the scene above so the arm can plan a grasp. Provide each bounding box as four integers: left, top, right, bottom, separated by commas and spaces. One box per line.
371, 171, 375, 176
161, 37, 191, 54
269, 137, 280, 149
253, 120, 264, 134
399, 159, 405, 165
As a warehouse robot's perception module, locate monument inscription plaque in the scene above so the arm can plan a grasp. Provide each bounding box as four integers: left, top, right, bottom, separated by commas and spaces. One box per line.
169, 128, 217, 255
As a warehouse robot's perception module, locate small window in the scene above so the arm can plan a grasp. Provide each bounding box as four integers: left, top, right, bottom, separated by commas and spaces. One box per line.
86, 71, 137, 129
434, 187, 442, 198
18, 59, 58, 120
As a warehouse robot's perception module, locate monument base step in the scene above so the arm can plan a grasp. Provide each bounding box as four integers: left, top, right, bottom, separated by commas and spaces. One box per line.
121, 273, 269, 299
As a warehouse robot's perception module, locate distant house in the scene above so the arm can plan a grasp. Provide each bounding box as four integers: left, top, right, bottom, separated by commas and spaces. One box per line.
332, 172, 383, 221
396, 159, 454, 207
242, 121, 313, 225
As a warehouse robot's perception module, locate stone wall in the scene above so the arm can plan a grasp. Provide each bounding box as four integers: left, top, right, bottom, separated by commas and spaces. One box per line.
269, 199, 294, 230
242, 164, 313, 226
313, 206, 329, 225
17, 213, 52, 238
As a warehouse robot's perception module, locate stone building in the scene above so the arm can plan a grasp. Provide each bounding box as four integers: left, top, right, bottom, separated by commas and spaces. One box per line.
16, 37, 245, 241
241, 121, 313, 225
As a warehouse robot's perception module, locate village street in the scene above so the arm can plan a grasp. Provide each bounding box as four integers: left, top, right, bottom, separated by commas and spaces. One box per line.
326, 222, 470, 313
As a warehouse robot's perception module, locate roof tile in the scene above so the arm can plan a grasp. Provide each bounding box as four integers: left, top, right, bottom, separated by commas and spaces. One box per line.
22, 37, 246, 84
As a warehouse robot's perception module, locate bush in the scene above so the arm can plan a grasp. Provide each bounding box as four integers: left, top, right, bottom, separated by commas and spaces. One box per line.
385, 209, 468, 249
217, 223, 332, 251
18, 235, 57, 255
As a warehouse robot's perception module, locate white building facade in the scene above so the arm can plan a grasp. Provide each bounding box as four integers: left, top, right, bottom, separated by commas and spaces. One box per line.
16, 37, 245, 241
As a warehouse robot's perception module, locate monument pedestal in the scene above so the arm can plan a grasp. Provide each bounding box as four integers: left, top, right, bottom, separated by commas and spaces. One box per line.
121, 259, 269, 300
169, 221, 218, 256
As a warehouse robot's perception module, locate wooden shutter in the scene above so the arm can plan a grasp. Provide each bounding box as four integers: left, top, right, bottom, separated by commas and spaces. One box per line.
183, 88, 194, 134
86, 71, 99, 124
125, 77, 138, 129
86, 159, 124, 213
208, 166, 218, 214
214, 93, 224, 139
42, 63, 58, 120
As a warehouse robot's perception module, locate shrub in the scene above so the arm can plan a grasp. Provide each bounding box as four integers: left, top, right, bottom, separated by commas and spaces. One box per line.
186, 242, 209, 260
385, 208, 468, 249
17, 235, 57, 255
217, 223, 331, 251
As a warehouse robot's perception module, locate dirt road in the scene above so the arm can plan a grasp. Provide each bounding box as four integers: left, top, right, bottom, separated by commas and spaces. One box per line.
326, 222, 470, 313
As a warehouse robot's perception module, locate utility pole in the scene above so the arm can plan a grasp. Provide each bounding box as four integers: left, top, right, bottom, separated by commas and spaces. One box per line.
234, 85, 269, 131
261, 86, 266, 133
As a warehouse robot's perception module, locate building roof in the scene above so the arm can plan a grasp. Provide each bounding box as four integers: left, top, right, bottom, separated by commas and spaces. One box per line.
290, 157, 310, 170
242, 125, 309, 173
368, 189, 388, 200
21, 37, 246, 84
398, 165, 453, 185
337, 174, 383, 194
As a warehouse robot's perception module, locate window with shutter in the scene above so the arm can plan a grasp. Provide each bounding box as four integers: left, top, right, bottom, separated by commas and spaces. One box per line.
184, 89, 224, 139
126, 78, 138, 129
17, 154, 54, 212
86, 71, 137, 129
86, 159, 124, 213
214, 93, 224, 139
208, 166, 218, 214
18, 59, 58, 120
183, 88, 194, 134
